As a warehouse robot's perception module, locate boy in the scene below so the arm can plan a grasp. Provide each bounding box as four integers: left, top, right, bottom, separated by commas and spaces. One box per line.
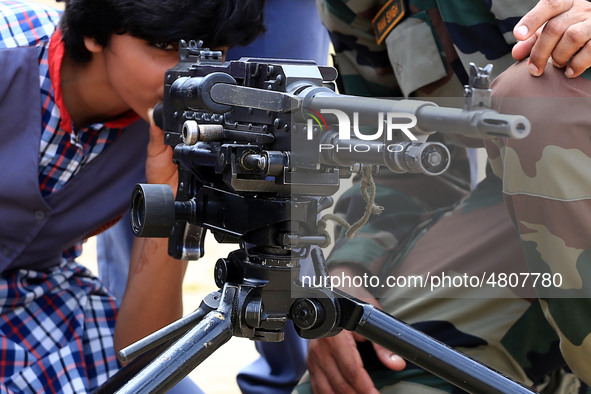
0, 0, 264, 391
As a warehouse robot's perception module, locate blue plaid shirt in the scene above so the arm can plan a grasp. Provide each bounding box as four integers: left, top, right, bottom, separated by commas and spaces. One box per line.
1, 0, 138, 258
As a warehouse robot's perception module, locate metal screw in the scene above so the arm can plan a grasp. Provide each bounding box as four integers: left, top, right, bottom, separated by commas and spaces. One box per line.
427, 151, 442, 166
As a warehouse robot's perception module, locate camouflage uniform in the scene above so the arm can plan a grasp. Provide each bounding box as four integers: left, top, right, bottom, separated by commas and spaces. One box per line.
487, 61, 591, 389
295, 0, 591, 392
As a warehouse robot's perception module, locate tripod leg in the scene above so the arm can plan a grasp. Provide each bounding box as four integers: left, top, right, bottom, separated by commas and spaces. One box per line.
93, 292, 221, 393
118, 292, 221, 363
116, 285, 237, 393
350, 301, 535, 394
293, 289, 535, 393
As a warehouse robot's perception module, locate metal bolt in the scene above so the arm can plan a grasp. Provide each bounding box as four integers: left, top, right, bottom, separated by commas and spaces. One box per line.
427, 151, 442, 166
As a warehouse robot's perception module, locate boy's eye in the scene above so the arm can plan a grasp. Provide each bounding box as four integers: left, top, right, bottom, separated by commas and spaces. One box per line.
152, 41, 178, 51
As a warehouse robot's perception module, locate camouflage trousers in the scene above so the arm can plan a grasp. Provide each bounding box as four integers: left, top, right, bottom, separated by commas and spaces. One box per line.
295, 178, 585, 393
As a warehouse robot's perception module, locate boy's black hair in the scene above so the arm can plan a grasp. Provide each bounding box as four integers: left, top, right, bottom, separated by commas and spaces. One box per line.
60, 0, 266, 63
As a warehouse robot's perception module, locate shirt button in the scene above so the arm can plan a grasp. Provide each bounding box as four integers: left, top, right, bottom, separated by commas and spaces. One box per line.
34, 210, 46, 220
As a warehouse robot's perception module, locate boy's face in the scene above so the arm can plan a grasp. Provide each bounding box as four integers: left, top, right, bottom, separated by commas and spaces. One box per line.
102, 33, 180, 122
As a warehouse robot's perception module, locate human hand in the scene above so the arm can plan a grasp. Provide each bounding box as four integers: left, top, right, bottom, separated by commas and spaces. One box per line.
307, 270, 406, 394
145, 108, 177, 191
307, 328, 406, 394
512, 0, 591, 78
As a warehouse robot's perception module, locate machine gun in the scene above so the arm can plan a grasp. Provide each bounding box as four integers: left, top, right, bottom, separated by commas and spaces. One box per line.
98, 40, 535, 393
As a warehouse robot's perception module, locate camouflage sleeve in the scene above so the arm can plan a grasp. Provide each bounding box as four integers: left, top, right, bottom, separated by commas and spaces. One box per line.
435, 0, 538, 78
325, 174, 467, 277
324, 181, 425, 276
315, 0, 401, 97
487, 60, 591, 385
316, 0, 538, 98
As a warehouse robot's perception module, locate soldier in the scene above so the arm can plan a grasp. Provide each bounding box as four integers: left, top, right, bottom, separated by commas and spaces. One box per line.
296, 0, 591, 393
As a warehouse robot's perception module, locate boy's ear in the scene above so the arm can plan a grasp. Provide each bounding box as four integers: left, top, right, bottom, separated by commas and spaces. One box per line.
83, 37, 103, 53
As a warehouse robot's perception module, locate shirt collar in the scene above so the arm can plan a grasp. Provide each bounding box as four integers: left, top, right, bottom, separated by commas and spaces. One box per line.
48, 29, 139, 133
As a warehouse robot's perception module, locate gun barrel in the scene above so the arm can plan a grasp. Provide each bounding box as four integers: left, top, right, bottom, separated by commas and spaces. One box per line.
416, 105, 530, 140
300, 87, 530, 140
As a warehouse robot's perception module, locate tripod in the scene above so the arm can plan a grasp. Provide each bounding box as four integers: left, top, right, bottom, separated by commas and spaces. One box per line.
96, 188, 537, 394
